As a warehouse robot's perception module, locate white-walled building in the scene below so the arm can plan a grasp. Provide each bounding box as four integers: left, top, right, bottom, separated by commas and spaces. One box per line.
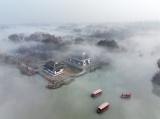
67, 52, 91, 69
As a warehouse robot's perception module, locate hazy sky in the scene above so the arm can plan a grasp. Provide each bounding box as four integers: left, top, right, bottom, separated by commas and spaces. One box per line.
0, 0, 160, 24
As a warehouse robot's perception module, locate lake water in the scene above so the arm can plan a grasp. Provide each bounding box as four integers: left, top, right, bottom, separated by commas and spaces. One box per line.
1, 27, 160, 119
1, 50, 160, 119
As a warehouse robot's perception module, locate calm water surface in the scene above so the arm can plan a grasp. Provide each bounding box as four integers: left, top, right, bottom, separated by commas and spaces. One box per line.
1, 29, 160, 119
0, 52, 160, 119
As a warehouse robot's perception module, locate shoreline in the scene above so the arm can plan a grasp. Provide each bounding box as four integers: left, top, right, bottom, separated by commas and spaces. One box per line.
0, 53, 103, 89
152, 71, 160, 85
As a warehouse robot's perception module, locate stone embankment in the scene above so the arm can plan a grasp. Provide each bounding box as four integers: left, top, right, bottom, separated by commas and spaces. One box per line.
70, 69, 87, 77
46, 78, 75, 89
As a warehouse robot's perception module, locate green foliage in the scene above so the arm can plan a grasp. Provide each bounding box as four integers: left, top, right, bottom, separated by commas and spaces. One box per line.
97, 39, 119, 49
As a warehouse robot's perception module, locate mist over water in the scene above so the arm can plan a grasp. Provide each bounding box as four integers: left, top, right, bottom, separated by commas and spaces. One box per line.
0, 24, 70, 54
1, 24, 160, 119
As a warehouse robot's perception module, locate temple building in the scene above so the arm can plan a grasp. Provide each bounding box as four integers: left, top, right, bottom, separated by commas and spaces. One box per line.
43, 59, 66, 76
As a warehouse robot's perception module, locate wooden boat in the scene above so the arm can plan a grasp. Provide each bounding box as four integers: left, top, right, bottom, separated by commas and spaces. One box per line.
91, 89, 102, 97
97, 102, 109, 113
120, 93, 131, 98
